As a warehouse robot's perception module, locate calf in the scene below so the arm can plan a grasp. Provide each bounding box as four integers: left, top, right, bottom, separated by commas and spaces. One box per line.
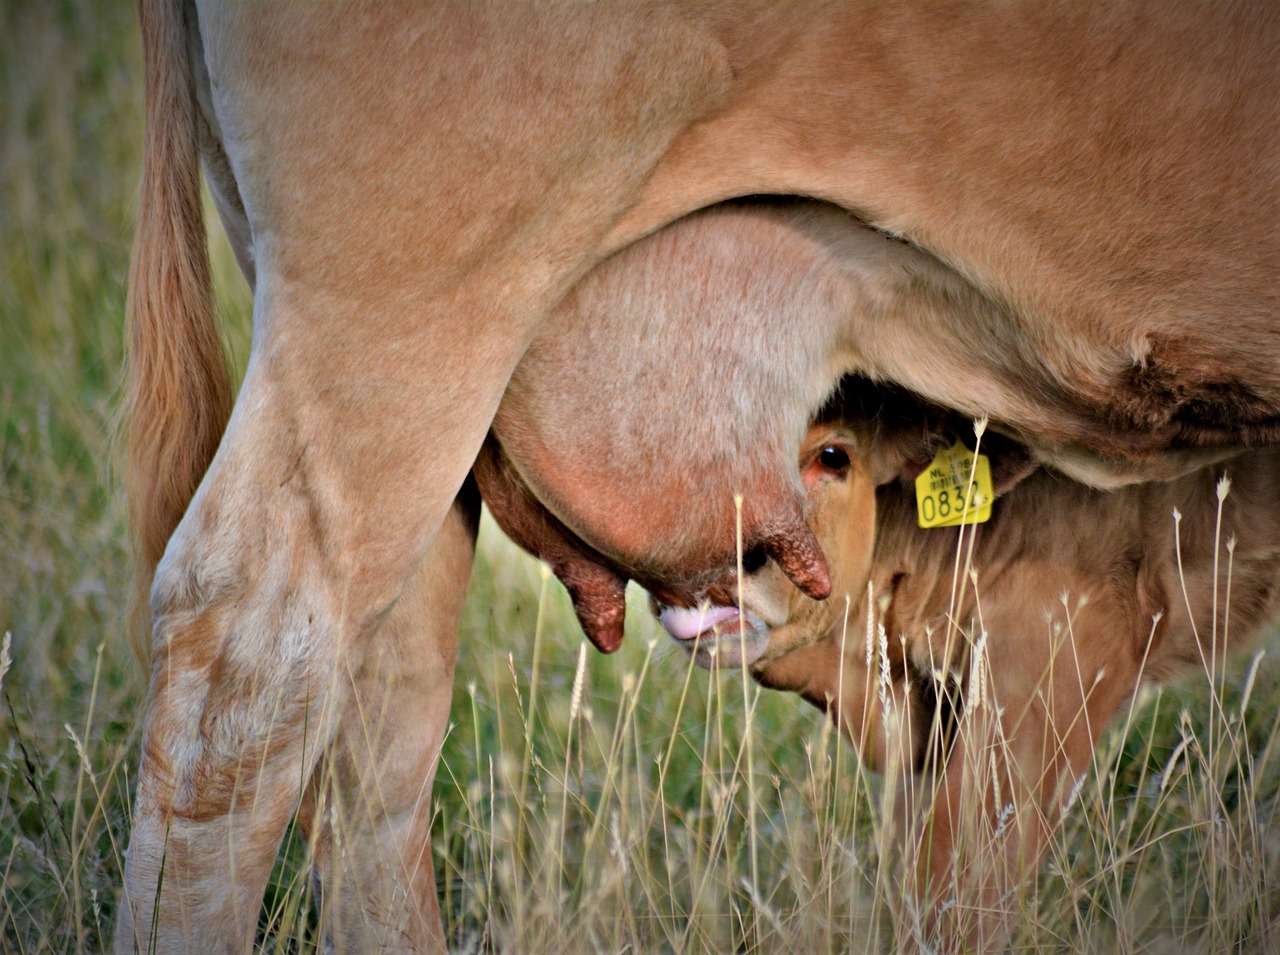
738, 407, 1280, 950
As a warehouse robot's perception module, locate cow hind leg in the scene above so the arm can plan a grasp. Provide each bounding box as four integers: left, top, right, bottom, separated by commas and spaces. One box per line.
118, 487, 350, 953
117, 422, 360, 951
297, 487, 478, 953
115, 297, 515, 952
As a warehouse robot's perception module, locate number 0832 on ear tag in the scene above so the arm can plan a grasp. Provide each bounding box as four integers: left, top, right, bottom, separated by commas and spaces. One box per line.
914, 440, 994, 529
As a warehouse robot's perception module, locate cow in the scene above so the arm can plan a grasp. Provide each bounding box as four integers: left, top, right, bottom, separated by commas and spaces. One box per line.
122, 2, 1278, 951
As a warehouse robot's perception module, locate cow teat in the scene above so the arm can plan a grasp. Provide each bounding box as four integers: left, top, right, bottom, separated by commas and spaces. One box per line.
757, 518, 831, 600
472, 437, 629, 653
658, 419, 885, 674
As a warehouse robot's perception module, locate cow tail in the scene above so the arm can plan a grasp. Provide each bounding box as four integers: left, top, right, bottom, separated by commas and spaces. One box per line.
125, 0, 233, 660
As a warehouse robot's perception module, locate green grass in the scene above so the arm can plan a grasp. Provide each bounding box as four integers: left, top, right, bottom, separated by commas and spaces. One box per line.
4, 2, 1280, 952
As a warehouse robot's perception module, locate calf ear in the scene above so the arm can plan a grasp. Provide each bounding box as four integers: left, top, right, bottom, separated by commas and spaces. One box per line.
979, 429, 1038, 495
879, 425, 1039, 496
472, 437, 629, 653
825, 379, 1039, 494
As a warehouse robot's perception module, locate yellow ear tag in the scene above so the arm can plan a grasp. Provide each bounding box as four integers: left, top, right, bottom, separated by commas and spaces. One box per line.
914, 440, 994, 528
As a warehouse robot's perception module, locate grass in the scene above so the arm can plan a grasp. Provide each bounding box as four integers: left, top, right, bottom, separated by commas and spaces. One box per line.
4, 2, 1280, 952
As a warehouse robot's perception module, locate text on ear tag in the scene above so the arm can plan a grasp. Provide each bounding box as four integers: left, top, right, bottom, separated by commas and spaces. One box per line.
915, 440, 994, 528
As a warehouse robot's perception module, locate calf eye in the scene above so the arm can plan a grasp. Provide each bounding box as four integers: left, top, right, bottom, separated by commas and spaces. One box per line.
818, 445, 851, 475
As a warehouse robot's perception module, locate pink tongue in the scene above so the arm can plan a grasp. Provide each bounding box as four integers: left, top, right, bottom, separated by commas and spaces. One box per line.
659, 604, 741, 641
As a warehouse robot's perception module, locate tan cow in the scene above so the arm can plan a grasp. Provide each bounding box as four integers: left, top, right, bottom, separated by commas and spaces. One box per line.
124, 1, 1278, 951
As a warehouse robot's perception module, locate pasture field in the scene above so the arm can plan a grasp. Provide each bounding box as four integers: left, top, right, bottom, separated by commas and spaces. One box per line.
4, 3, 1280, 951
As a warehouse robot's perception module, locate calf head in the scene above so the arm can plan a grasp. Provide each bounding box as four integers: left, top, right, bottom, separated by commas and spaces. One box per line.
665, 385, 1036, 771
738, 416, 930, 772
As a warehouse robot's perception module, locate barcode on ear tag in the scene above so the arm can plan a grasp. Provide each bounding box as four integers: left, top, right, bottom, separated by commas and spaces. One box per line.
914, 440, 994, 528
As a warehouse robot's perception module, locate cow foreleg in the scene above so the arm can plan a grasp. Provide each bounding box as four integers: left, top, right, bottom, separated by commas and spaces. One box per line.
297, 485, 478, 953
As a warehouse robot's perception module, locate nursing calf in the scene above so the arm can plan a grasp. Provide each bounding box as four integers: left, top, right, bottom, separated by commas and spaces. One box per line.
742, 410, 1280, 949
